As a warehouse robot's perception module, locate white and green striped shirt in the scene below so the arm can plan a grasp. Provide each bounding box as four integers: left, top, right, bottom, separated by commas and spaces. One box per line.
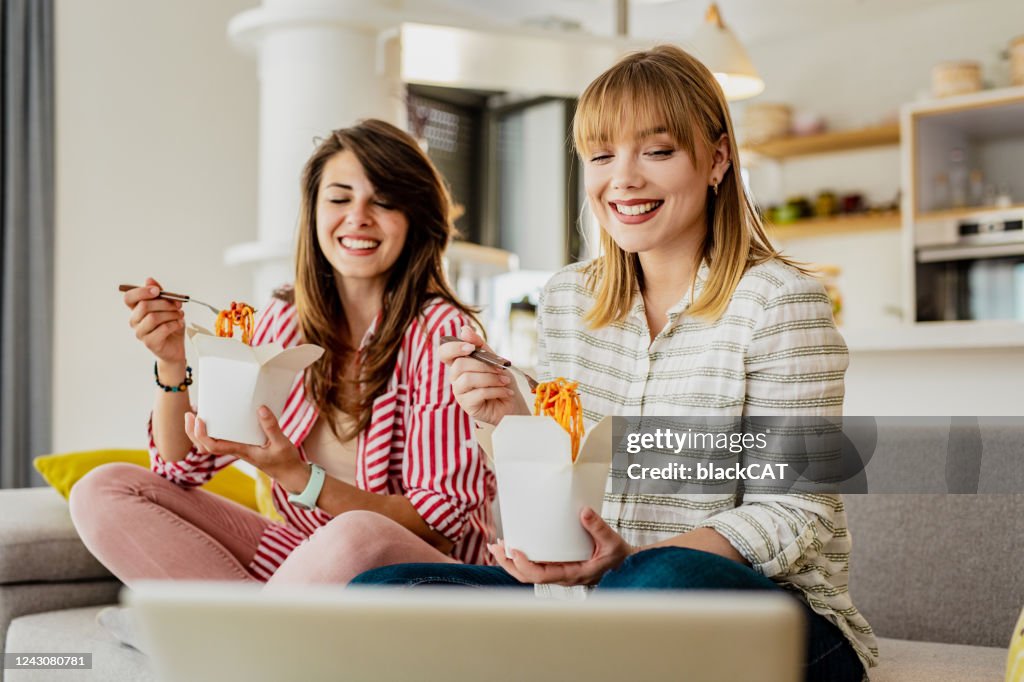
535, 257, 878, 670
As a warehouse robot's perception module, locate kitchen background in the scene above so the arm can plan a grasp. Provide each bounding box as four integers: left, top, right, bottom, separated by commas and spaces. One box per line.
54, 0, 1024, 453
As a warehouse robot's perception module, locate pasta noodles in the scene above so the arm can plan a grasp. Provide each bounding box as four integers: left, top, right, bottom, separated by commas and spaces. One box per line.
215, 301, 255, 345
533, 378, 584, 461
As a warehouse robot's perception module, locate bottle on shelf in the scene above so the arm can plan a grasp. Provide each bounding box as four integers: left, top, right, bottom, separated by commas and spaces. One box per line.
948, 147, 968, 209
968, 169, 984, 207
995, 183, 1013, 209
931, 172, 950, 211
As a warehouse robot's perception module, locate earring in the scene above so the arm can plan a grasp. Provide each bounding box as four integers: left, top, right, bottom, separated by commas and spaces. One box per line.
712, 180, 719, 196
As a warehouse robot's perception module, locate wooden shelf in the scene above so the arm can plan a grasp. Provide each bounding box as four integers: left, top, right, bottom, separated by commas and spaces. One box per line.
767, 211, 901, 239
743, 124, 900, 160
915, 203, 1024, 222
448, 240, 517, 276
906, 85, 1024, 119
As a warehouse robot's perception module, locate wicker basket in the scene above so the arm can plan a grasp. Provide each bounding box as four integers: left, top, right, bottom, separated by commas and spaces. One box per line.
742, 103, 792, 145
931, 61, 982, 98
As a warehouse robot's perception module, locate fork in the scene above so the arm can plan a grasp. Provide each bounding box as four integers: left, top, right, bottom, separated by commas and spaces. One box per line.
118, 284, 222, 315
440, 335, 539, 391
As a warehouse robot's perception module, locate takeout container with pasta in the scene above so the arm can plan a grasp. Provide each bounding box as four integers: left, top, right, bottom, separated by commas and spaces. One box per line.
186, 325, 323, 445
488, 414, 614, 562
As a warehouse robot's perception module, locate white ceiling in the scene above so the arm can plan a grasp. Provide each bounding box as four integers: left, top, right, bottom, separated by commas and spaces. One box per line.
427, 0, 977, 45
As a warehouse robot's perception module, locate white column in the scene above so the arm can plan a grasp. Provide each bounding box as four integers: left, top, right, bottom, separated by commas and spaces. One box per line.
226, 0, 404, 303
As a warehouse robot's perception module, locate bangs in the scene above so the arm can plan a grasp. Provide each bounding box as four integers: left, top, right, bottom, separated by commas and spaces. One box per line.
573, 58, 700, 162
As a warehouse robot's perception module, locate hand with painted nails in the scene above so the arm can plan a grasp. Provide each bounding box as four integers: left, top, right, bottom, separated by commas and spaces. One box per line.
438, 325, 530, 427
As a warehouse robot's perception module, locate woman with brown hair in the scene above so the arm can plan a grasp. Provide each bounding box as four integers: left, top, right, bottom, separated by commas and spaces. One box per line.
71, 119, 495, 587
353, 47, 876, 682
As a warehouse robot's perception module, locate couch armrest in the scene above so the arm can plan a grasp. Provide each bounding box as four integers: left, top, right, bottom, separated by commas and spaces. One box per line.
0, 488, 112, 585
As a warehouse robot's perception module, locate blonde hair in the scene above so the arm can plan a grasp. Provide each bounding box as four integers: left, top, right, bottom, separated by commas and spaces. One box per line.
573, 44, 795, 327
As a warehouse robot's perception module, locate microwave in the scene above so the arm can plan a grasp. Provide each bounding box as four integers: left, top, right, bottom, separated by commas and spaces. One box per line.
915, 210, 1024, 322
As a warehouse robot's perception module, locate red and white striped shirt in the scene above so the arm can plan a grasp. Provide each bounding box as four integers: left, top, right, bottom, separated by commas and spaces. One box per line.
148, 293, 496, 579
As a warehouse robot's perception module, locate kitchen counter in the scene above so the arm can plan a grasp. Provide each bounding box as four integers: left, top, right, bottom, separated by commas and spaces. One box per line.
841, 320, 1024, 352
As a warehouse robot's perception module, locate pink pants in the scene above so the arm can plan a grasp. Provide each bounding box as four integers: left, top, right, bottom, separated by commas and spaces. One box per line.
69, 463, 455, 586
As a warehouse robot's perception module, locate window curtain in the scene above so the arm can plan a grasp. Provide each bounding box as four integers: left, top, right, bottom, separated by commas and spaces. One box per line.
1, 0, 54, 488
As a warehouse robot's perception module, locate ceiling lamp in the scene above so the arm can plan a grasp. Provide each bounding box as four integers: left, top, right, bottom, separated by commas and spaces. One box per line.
687, 3, 764, 101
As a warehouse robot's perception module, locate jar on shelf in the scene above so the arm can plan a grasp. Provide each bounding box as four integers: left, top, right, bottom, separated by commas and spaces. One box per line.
814, 191, 838, 218
773, 203, 800, 224
840, 193, 865, 214
785, 196, 813, 220
931, 61, 982, 98
742, 103, 792, 144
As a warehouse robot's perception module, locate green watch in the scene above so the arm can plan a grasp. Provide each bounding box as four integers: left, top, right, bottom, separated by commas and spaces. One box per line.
287, 463, 326, 511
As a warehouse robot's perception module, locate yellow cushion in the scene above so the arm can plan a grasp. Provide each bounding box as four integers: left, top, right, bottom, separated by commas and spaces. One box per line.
33, 449, 259, 512
1009, 605, 1024, 682
255, 470, 285, 523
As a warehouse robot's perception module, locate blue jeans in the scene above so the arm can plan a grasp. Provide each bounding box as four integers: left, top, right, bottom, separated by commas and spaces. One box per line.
352, 547, 865, 682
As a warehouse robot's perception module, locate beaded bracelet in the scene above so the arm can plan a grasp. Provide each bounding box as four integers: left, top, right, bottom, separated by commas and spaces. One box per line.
154, 362, 193, 392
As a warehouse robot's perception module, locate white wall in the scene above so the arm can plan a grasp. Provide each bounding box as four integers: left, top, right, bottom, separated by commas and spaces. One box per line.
53, 0, 259, 452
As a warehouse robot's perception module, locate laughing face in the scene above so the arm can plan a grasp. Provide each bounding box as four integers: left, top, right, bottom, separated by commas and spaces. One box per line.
315, 149, 409, 290
584, 127, 716, 258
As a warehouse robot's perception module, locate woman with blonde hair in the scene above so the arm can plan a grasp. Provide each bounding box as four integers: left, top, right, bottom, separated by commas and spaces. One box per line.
352, 47, 877, 681
72, 119, 495, 588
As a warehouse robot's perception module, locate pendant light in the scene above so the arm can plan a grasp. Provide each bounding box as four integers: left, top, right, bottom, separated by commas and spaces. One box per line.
687, 3, 764, 100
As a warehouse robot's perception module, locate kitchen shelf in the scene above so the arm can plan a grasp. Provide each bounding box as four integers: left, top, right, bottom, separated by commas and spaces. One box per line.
767, 211, 901, 240
447, 240, 518, 277
743, 123, 900, 160
904, 89, 1024, 323
915, 202, 1024, 222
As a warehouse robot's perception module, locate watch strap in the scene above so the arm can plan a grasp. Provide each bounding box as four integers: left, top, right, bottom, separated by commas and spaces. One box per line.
287, 463, 326, 511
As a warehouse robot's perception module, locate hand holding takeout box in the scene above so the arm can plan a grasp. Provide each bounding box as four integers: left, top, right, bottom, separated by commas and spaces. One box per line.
187, 325, 323, 445
490, 415, 613, 562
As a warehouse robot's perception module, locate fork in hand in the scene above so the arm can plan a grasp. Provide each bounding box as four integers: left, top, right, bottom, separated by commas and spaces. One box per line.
439, 335, 539, 391
118, 284, 222, 315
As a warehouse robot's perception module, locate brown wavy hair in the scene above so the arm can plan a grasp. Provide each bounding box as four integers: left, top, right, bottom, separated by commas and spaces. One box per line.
293, 119, 477, 440
573, 44, 801, 326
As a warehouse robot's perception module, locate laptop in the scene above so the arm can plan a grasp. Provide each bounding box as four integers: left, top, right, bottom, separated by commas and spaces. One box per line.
126, 581, 803, 682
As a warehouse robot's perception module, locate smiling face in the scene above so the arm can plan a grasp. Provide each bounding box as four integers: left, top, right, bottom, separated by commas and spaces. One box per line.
315, 149, 409, 291
584, 127, 714, 259
569, 46, 760, 326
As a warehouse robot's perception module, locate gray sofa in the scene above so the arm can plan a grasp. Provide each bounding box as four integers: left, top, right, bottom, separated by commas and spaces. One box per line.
0, 488, 146, 681
1, 421, 1021, 681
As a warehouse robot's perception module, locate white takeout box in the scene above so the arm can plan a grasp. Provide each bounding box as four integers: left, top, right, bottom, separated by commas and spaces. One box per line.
490, 415, 613, 562
188, 325, 324, 445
